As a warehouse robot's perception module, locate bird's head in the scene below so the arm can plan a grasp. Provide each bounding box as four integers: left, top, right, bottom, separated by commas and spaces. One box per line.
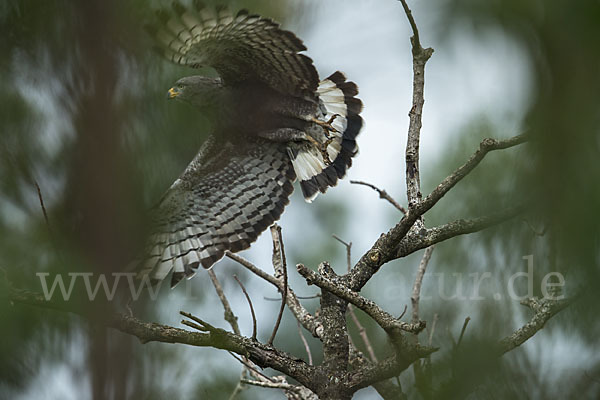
167, 75, 223, 112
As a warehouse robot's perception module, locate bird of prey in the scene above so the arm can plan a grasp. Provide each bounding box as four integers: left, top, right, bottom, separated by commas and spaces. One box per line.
139, 2, 364, 288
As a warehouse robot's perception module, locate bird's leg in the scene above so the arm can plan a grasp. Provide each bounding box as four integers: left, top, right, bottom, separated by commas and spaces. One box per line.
307, 114, 340, 165
305, 135, 334, 166
311, 114, 341, 137
321, 137, 334, 166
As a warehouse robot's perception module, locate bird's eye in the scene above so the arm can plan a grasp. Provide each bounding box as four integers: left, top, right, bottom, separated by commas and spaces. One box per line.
177, 84, 184, 89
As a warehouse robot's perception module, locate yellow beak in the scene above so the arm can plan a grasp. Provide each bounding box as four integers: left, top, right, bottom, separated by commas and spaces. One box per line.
167, 87, 179, 99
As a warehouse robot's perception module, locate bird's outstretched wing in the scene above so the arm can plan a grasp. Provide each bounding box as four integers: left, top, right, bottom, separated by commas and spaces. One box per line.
148, 1, 319, 99
137, 137, 295, 288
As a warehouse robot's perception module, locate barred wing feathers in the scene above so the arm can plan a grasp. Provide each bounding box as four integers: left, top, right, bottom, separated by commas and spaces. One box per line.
291, 71, 364, 201
149, 1, 319, 99
138, 137, 295, 288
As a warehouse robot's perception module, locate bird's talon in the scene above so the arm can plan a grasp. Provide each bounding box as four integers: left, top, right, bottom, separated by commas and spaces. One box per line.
321, 138, 334, 165
311, 115, 340, 134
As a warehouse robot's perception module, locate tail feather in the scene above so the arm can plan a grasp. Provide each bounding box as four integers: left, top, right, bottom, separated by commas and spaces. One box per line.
292, 71, 364, 201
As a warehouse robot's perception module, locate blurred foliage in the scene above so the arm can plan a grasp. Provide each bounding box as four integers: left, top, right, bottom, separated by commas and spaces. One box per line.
0, 1, 302, 399
1, 0, 599, 399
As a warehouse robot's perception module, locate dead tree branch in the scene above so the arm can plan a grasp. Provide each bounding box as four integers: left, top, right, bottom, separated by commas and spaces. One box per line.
349, 181, 407, 214
208, 269, 240, 335
411, 245, 435, 325
297, 263, 425, 335
310, 261, 352, 399
349, 346, 407, 400
6, 284, 317, 389
269, 224, 288, 345
332, 234, 379, 363
396, 204, 527, 258
348, 134, 528, 292
297, 320, 313, 365
498, 296, 573, 354
226, 251, 322, 338
348, 305, 378, 363
233, 274, 257, 341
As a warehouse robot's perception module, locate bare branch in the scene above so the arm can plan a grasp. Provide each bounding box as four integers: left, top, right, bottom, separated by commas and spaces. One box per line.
181, 319, 209, 332
349, 134, 528, 292
396, 204, 526, 258
34, 180, 51, 230
456, 316, 471, 349
498, 296, 573, 355
297, 264, 425, 335
240, 378, 299, 392
396, 0, 434, 242
347, 345, 437, 392
264, 295, 319, 301
208, 269, 240, 335
332, 235, 379, 363
398, 304, 408, 320
228, 351, 275, 383
411, 246, 435, 325
6, 285, 317, 388
349, 346, 407, 400
348, 304, 378, 363
419, 135, 528, 214
269, 224, 288, 345
228, 371, 248, 400
428, 313, 438, 346
316, 262, 350, 381
297, 320, 313, 365
349, 181, 407, 214
226, 250, 322, 338
180, 311, 217, 331
332, 234, 353, 272
233, 274, 257, 341
398, 0, 423, 52
226, 251, 279, 287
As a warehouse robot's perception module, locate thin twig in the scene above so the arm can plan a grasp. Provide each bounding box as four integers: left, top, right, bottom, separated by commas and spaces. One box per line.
349, 134, 528, 292
181, 319, 209, 332
227, 250, 322, 339
350, 181, 407, 214
348, 305, 378, 363
411, 246, 435, 326
208, 266, 258, 394
264, 294, 319, 301
226, 251, 279, 287
398, 0, 422, 51
179, 311, 215, 330
297, 264, 426, 334
34, 180, 51, 230
239, 378, 301, 393
498, 296, 574, 354
297, 320, 313, 366
233, 274, 257, 341
398, 304, 408, 320
428, 314, 438, 346
228, 351, 276, 383
208, 269, 240, 335
268, 224, 288, 345
397, 205, 526, 259
33, 180, 63, 260
456, 317, 470, 349
228, 371, 247, 400
333, 234, 353, 272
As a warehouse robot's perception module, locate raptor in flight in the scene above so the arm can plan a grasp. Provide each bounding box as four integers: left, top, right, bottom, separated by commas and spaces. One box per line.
140, 2, 364, 287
